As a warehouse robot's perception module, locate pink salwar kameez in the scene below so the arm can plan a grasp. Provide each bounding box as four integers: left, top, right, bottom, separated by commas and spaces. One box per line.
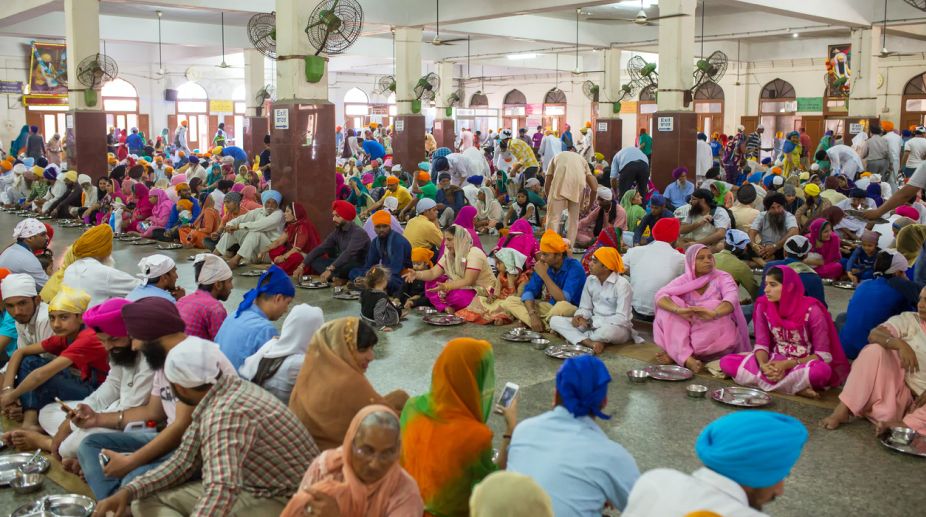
807, 218, 844, 280
838, 312, 926, 433
653, 244, 751, 366
720, 267, 849, 395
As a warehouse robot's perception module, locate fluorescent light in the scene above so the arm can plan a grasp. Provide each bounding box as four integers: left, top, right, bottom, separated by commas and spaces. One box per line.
507, 53, 538, 60
614, 0, 657, 8
793, 33, 799, 38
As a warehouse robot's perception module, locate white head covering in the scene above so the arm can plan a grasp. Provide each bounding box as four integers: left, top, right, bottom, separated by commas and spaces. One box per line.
138, 254, 176, 280
852, 131, 869, 147
383, 196, 399, 212
885, 250, 910, 275
1, 273, 37, 299
238, 304, 324, 380
77, 174, 92, 186
494, 248, 528, 274
12, 218, 47, 239
525, 178, 541, 188
193, 253, 232, 285
416, 198, 437, 215
596, 186, 613, 201
165, 338, 225, 388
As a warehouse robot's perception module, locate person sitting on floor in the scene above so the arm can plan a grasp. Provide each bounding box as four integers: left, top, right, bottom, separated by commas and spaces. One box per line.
508, 356, 639, 515
176, 254, 233, 341
623, 411, 808, 516
634, 193, 672, 246
294, 201, 370, 285
350, 210, 412, 297
155, 182, 201, 242
215, 265, 294, 370
1, 274, 52, 365
239, 304, 324, 404
0, 218, 49, 289
720, 266, 850, 399
499, 230, 586, 332
576, 186, 621, 248
126, 254, 184, 302
177, 194, 221, 249
474, 185, 503, 235
822, 286, 926, 434
760, 235, 827, 307
215, 189, 285, 268
845, 229, 880, 284
93, 335, 320, 517
360, 266, 402, 331
403, 198, 443, 252
623, 218, 685, 322
674, 188, 731, 249
653, 244, 751, 373
549, 247, 635, 354
748, 192, 800, 261
362, 176, 414, 219
470, 471, 554, 517
714, 229, 759, 303
803, 218, 844, 280
57, 225, 139, 307
265, 202, 321, 276
401, 248, 432, 310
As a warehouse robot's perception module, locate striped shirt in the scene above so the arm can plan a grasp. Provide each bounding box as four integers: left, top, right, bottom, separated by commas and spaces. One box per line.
508, 138, 540, 169
125, 374, 319, 516
176, 289, 228, 340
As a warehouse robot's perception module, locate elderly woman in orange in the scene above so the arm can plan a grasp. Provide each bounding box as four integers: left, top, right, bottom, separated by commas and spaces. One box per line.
289, 317, 409, 451
280, 405, 424, 517
400, 338, 516, 517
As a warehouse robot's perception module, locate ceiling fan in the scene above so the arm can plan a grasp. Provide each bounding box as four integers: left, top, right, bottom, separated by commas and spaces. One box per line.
431, 0, 467, 45
217, 11, 231, 68
877, 0, 917, 57
584, 0, 689, 25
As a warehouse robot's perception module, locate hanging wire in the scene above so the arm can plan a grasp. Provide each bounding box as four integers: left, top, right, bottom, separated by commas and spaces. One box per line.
700, 0, 705, 59
157, 10, 163, 73
221, 12, 226, 64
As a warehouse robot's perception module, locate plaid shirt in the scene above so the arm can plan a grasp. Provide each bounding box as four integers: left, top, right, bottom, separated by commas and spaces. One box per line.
508, 138, 540, 169
125, 374, 319, 516
176, 289, 227, 340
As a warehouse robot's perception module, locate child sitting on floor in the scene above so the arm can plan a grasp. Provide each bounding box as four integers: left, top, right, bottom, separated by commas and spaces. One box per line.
360, 265, 402, 331
402, 248, 433, 310
844, 230, 880, 285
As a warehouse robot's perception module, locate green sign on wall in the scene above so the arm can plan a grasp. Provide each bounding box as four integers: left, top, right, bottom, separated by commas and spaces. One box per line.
796, 97, 824, 112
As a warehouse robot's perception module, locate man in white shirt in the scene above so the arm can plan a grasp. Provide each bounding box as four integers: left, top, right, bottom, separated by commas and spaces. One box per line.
182, 156, 207, 183
835, 188, 877, 239
62, 225, 140, 307
748, 192, 799, 260
695, 132, 714, 183
508, 356, 640, 516
623, 218, 685, 321
826, 144, 864, 180
1, 274, 52, 351
126, 254, 185, 303
623, 411, 808, 517
462, 175, 482, 208
550, 247, 634, 354
674, 188, 731, 248
882, 122, 903, 182
901, 126, 926, 178
0, 218, 49, 290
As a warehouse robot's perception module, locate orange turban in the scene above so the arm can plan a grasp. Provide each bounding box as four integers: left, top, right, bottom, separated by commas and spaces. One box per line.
771, 167, 782, 175
371, 210, 391, 226
177, 199, 193, 212
593, 246, 624, 273
417, 171, 430, 182
539, 229, 568, 254
386, 176, 400, 185
411, 247, 434, 266
165, 166, 174, 173
881, 121, 894, 132
0, 161, 11, 171
175, 182, 190, 191
73, 224, 113, 259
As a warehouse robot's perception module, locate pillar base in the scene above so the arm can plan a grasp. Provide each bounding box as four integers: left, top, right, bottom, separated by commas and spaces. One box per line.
67, 111, 107, 178
594, 118, 623, 164
651, 111, 697, 191
432, 119, 455, 150
244, 116, 269, 158
269, 102, 336, 236
392, 115, 426, 174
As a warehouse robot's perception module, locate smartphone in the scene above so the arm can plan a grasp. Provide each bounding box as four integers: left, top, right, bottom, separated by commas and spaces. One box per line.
494, 382, 519, 414
98, 452, 110, 469
54, 397, 74, 414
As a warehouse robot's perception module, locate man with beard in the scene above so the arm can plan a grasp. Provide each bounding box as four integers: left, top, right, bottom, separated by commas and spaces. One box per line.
293, 201, 370, 285
75, 297, 236, 500
23, 299, 155, 468
176, 254, 232, 340
127, 254, 185, 302
674, 188, 731, 249
748, 192, 799, 260
350, 210, 412, 296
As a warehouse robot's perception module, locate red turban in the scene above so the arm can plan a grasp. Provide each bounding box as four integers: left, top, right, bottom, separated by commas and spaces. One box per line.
332, 200, 356, 221
652, 217, 681, 243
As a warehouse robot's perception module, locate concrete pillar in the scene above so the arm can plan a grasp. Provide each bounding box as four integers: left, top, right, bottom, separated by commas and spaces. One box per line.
847, 27, 881, 136
651, 0, 697, 191
64, 0, 106, 176
433, 61, 456, 149
393, 27, 425, 173
270, 0, 336, 236
595, 48, 623, 162
243, 49, 269, 158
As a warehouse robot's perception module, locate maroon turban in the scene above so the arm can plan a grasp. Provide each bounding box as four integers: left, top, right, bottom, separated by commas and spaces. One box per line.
121, 297, 186, 340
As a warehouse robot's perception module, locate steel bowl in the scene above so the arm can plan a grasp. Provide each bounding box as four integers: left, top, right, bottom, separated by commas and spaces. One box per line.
10, 472, 44, 494
686, 384, 709, 398
419, 307, 438, 316
530, 337, 550, 350
627, 369, 649, 383
890, 426, 917, 446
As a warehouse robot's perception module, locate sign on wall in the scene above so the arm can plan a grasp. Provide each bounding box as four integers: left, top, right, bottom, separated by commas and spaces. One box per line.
657, 116, 674, 132
620, 101, 637, 114
209, 100, 234, 113
849, 123, 863, 135
274, 108, 289, 129
597, 121, 608, 132
28, 41, 67, 96
0, 81, 23, 94
796, 97, 824, 112
396, 119, 405, 132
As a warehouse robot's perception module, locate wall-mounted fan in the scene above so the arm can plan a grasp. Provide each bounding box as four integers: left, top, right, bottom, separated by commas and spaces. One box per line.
411, 72, 440, 113
248, 12, 277, 59
76, 53, 118, 107
582, 80, 599, 102
444, 88, 463, 116
627, 55, 658, 92
374, 75, 397, 96
692, 51, 727, 93
304, 0, 364, 83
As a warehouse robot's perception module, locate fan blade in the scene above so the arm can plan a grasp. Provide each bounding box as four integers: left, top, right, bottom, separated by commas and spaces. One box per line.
584, 17, 637, 22
306, 20, 325, 30
436, 37, 467, 44
648, 13, 689, 21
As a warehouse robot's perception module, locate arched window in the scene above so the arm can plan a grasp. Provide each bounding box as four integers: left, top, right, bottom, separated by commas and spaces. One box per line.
542, 88, 567, 132
470, 92, 488, 107
639, 85, 657, 102
904, 73, 926, 96
637, 85, 658, 135
176, 82, 209, 150
693, 81, 724, 135
345, 87, 371, 130
102, 78, 139, 134
693, 81, 724, 100
504, 89, 526, 105
902, 73, 926, 129
344, 87, 369, 104
760, 78, 796, 100
758, 79, 797, 160
544, 88, 567, 104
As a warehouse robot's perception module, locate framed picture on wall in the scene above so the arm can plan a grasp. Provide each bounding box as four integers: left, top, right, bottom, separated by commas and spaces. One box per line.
28, 42, 68, 96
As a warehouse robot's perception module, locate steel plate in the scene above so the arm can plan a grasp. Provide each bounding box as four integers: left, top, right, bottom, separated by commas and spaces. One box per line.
238, 269, 265, 277
0, 453, 50, 486
878, 433, 926, 458
644, 365, 694, 381
11, 494, 95, 517
155, 243, 183, 250
423, 314, 465, 326
544, 344, 594, 359
710, 387, 772, 407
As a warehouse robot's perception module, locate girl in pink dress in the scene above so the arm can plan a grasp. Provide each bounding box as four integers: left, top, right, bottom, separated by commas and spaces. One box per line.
653, 244, 751, 373
721, 265, 849, 399
805, 218, 844, 280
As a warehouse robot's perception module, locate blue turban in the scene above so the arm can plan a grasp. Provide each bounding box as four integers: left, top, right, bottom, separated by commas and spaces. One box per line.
189, 156, 200, 164
748, 171, 763, 185
22, 157, 34, 168
467, 175, 484, 186
695, 411, 808, 488
649, 192, 665, 207
43, 167, 57, 181
261, 190, 283, 205
36, 157, 48, 168
418, 161, 431, 172
763, 174, 775, 188
432, 156, 450, 173
433, 147, 451, 159
761, 157, 772, 165
555, 356, 611, 420
235, 265, 295, 317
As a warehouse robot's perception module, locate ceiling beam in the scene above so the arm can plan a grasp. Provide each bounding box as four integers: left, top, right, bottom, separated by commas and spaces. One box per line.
0, 0, 60, 28
725, 0, 870, 28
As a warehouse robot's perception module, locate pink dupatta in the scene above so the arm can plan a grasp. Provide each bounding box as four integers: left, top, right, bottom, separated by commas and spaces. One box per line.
807, 218, 841, 265
493, 219, 539, 267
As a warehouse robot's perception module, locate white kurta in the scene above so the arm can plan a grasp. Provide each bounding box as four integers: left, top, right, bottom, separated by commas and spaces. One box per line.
623, 467, 768, 517
550, 272, 636, 345
540, 135, 563, 172
826, 144, 864, 180
12, 302, 53, 349
696, 140, 714, 181
62, 258, 141, 307
216, 208, 284, 263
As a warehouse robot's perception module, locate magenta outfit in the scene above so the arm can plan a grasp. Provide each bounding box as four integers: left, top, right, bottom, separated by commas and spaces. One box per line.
453, 206, 484, 252
491, 219, 539, 268
653, 244, 752, 366
125, 183, 153, 232
424, 275, 477, 312
807, 218, 844, 280
720, 266, 850, 394
142, 188, 173, 237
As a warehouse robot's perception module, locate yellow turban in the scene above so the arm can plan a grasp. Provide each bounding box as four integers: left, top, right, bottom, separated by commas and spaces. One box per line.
177, 199, 193, 212
859, 171, 871, 178
212, 146, 223, 155
804, 183, 821, 197
64, 171, 78, 183
371, 210, 391, 226
593, 246, 624, 273
175, 182, 190, 191
108, 157, 118, 165
594, 152, 604, 161
539, 229, 568, 254
48, 285, 90, 314
32, 166, 44, 176
411, 247, 434, 266
165, 166, 174, 173
72, 224, 113, 259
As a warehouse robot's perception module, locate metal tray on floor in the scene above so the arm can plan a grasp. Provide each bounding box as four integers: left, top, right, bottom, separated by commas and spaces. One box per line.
423, 314, 465, 326
644, 365, 694, 381
878, 433, 926, 458
502, 329, 542, 342
155, 243, 183, 250
297, 281, 330, 289
832, 281, 856, 290
130, 239, 156, 246
544, 344, 594, 359
11, 494, 95, 516
332, 288, 361, 300
0, 452, 50, 486
238, 269, 265, 277
710, 387, 772, 407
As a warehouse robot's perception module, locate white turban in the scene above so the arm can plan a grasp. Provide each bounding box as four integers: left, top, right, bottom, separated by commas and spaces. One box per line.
77, 174, 92, 186
383, 196, 399, 212
138, 254, 176, 280
165, 338, 224, 388
193, 254, 232, 285
525, 178, 541, 188
1, 273, 37, 299
596, 186, 613, 201
13, 218, 47, 239
12, 164, 26, 175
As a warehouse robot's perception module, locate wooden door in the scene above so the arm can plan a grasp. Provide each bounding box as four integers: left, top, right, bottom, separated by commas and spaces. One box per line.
138, 114, 150, 140
207, 115, 218, 149
800, 115, 824, 155
167, 115, 177, 148
637, 114, 653, 136
740, 116, 759, 134
223, 118, 235, 146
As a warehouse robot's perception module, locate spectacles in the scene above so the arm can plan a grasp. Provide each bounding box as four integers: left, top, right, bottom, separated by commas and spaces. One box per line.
353, 445, 398, 462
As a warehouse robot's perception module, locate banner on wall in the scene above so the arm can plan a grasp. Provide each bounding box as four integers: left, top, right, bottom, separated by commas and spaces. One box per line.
796, 97, 824, 112
209, 100, 234, 113
28, 41, 67, 96
825, 43, 851, 97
